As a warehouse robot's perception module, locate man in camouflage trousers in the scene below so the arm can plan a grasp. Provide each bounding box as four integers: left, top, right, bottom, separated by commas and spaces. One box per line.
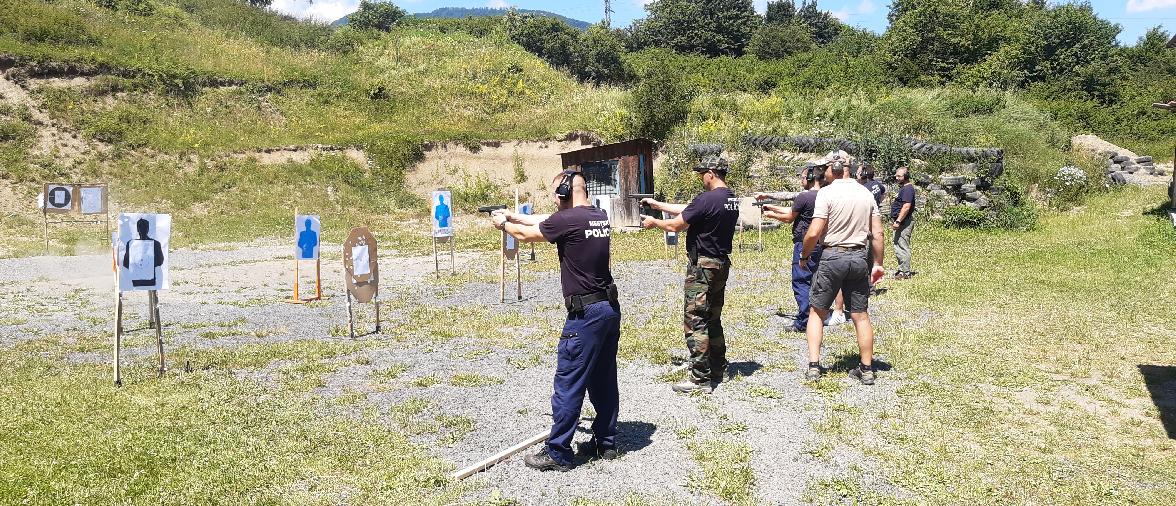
640, 156, 740, 394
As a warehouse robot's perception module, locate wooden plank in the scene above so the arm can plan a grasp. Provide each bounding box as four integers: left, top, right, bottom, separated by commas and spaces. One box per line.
451, 429, 549, 480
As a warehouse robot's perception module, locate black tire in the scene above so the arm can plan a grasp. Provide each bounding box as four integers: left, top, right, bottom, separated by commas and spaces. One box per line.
941, 175, 966, 186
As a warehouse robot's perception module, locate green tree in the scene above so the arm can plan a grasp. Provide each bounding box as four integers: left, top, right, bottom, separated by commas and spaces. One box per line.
572, 25, 631, 84
631, 0, 760, 57
797, 0, 841, 44
349, 0, 406, 32
748, 22, 814, 59
625, 49, 695, 140
765, 0, 796, 24
506, 13, 579, 70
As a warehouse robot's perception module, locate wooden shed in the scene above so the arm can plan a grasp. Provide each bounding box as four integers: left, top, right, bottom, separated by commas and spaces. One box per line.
560, 139, 655, 229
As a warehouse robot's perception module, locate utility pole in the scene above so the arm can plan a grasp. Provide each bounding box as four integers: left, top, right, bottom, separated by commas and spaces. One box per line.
604, 0, 613, 27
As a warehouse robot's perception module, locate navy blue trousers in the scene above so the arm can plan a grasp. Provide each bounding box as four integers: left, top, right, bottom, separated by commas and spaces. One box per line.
547, 300, 621, 466
790, 242, 823, 329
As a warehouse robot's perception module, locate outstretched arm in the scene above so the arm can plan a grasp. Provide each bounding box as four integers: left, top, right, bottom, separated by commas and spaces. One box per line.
641, 198, 687, 216
641, 213, 689, 233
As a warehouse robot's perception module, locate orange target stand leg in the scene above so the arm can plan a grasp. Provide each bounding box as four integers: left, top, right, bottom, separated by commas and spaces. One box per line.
285, 256, 323, 304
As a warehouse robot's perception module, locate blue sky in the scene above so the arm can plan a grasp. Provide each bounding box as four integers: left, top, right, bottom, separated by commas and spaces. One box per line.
271, 0, 1175, 45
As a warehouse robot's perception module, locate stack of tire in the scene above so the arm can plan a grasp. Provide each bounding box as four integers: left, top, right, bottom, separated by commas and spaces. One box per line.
921, 165, 997, 215
1106, 152, 1165, 183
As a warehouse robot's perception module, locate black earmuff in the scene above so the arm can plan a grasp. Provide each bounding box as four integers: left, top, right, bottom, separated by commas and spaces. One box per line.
555, 170, 577, 201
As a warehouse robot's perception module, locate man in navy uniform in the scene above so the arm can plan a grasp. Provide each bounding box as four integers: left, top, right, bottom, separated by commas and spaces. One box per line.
639, 156, 740, 394
492, 170, 621, 472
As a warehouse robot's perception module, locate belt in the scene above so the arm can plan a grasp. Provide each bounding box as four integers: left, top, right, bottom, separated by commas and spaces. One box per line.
824, 245, 865, 252
564, 284, 618, 312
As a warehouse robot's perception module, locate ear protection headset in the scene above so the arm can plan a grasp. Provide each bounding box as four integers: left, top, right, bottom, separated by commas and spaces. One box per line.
555, 170, 578, 201
803, 167, 817, 183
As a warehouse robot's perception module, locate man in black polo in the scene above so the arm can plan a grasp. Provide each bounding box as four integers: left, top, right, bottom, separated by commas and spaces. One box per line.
890, 166, 916, 279
492, 170, 621, 472
758, 163, 824, 332
640, 156, 740, 394
857, 164, 886, 207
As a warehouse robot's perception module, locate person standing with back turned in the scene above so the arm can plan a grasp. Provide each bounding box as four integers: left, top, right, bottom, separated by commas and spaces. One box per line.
799, 160, 886, 385
492, 170, 621, 471
640, 156, 740, 394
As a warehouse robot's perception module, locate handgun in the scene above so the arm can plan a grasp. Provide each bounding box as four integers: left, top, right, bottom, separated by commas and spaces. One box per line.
477, 204, 507, 215
630, 193, 656, 217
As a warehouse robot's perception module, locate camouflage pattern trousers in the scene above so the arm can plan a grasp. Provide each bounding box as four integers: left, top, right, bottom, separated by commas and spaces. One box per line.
683, 255, 731, 383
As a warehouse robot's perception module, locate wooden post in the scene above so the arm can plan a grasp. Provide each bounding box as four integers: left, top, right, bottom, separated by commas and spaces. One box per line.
314, 257, 322, 299
113, 291, 123, 387
374, 299, 381, 333
292, 255, 301, 300
151, 290, 165, 377
347, 292, 356, 339
514, 188, 521, 301
499, 231, 506, 304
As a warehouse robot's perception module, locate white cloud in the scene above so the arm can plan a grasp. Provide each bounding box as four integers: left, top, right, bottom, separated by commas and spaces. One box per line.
1127, 0, 1176, 12
271, 0, 358, 22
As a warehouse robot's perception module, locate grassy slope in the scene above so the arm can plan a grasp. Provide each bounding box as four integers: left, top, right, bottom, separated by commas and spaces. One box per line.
0, 0, 623, 256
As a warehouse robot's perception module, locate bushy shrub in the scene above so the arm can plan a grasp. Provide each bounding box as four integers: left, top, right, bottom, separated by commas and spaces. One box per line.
942, 205, 988, 229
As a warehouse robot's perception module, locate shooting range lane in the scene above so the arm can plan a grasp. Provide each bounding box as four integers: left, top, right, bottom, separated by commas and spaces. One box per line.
0, 241, 905, 504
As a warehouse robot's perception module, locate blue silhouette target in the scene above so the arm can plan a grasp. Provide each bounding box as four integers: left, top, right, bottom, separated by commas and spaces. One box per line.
431, 190, 453, 238
295, 215, 321, 260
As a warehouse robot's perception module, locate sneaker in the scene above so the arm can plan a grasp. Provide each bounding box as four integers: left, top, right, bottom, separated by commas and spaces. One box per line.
672, 379, 714, 394
524, 448, 571, 472
804, 364, 822, 381
823, 311, 846, 326
848, 366, 876, 385
576, 439, 619, 460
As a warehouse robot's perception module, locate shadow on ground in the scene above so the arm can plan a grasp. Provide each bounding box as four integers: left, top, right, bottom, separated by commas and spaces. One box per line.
1138, 365, 1176, 439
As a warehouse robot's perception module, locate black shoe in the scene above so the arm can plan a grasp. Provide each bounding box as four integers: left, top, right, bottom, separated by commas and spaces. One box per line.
576, 439, 619, 460
524, 448, 571, 472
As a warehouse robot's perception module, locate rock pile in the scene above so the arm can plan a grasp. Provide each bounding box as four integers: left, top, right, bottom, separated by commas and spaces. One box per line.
1105, 152, 1166, 179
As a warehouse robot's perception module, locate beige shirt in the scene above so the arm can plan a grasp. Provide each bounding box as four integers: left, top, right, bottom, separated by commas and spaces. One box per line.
813, 179, 879, 247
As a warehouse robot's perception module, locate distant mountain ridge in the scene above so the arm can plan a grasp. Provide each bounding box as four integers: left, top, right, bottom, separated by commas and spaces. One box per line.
332, 7, 592, 29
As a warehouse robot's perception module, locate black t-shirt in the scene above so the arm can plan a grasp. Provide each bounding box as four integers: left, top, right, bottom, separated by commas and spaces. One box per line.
539, 206, 614, 298
681, 187, 739, 259
791, 189, 818, 243
890, 184, 916, 223
863, 180, 886, 207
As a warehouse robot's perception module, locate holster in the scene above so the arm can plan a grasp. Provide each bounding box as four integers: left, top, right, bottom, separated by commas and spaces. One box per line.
564, 284, 619, 313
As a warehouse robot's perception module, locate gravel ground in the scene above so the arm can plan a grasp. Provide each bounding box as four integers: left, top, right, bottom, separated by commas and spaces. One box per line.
0, 241, 907, 505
